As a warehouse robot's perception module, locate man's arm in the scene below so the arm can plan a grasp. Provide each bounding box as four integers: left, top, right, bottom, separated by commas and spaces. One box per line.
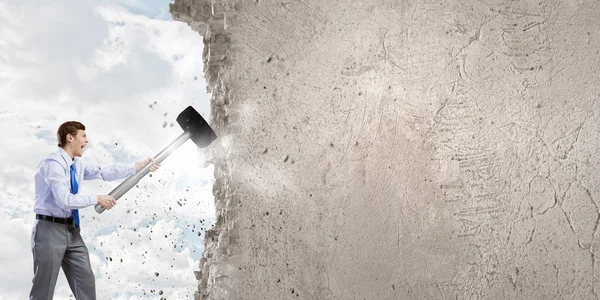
83, 157, 159, 182
42, 159, 97, 209
82, 161, 136, 181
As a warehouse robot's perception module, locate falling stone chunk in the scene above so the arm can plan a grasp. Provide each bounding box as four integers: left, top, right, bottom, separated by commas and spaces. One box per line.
194, 271, 202, 280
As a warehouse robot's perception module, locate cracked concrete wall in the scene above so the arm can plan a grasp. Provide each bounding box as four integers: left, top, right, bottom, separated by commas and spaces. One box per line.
170, 0, 600, 299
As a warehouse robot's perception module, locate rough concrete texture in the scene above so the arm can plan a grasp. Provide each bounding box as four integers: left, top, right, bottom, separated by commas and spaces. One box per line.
170, 0, 600, 299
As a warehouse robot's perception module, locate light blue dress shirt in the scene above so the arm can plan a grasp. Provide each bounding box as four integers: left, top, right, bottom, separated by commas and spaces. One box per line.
33, 147, 136, 218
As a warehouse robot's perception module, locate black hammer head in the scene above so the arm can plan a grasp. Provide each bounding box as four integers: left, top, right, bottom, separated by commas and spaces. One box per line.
176, 106, 217, 148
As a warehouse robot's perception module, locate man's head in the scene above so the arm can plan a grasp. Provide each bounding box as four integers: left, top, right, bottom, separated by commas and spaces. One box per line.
57, 121, 88, 158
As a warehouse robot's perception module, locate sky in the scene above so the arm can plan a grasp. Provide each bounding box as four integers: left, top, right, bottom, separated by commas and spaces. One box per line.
0, 0, 216, 299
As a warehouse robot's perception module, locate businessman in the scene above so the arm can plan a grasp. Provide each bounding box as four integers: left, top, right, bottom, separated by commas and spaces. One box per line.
30, 121, 160, 300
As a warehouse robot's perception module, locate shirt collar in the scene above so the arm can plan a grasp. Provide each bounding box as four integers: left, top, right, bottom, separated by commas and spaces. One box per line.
57, 147, 75, 168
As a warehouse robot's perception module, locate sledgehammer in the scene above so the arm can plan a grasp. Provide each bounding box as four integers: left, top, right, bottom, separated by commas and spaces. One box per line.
94, 106, 217, 214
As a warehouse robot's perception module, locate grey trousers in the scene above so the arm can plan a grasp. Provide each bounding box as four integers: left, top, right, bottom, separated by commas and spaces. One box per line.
29, 219, 96, 300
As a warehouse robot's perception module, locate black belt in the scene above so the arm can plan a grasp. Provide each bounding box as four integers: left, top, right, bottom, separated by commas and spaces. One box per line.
36, 214, 74, 225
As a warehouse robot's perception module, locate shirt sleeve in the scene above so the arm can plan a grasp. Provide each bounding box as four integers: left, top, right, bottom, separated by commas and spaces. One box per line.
82, 160, 136, 182
42, 159, 97, 209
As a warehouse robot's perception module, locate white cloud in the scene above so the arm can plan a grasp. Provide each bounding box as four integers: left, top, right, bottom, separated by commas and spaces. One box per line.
0, 216, 34, 300
0, 0, 214, 299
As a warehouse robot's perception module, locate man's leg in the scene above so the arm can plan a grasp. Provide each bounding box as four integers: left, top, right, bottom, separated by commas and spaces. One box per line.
62, 226, 96, 300
30, 220, 68, 300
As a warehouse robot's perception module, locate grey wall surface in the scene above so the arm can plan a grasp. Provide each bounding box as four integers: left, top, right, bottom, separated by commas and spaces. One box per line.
171, 0, 600, 299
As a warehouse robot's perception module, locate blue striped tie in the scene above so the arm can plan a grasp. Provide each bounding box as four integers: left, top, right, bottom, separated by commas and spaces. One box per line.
70, 164, 79, 228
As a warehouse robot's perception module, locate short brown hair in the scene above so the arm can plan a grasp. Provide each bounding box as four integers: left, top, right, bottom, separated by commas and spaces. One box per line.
57, 121, 85, 148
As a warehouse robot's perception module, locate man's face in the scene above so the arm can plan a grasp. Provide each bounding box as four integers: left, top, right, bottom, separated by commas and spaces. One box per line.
68, 130, 88, 157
